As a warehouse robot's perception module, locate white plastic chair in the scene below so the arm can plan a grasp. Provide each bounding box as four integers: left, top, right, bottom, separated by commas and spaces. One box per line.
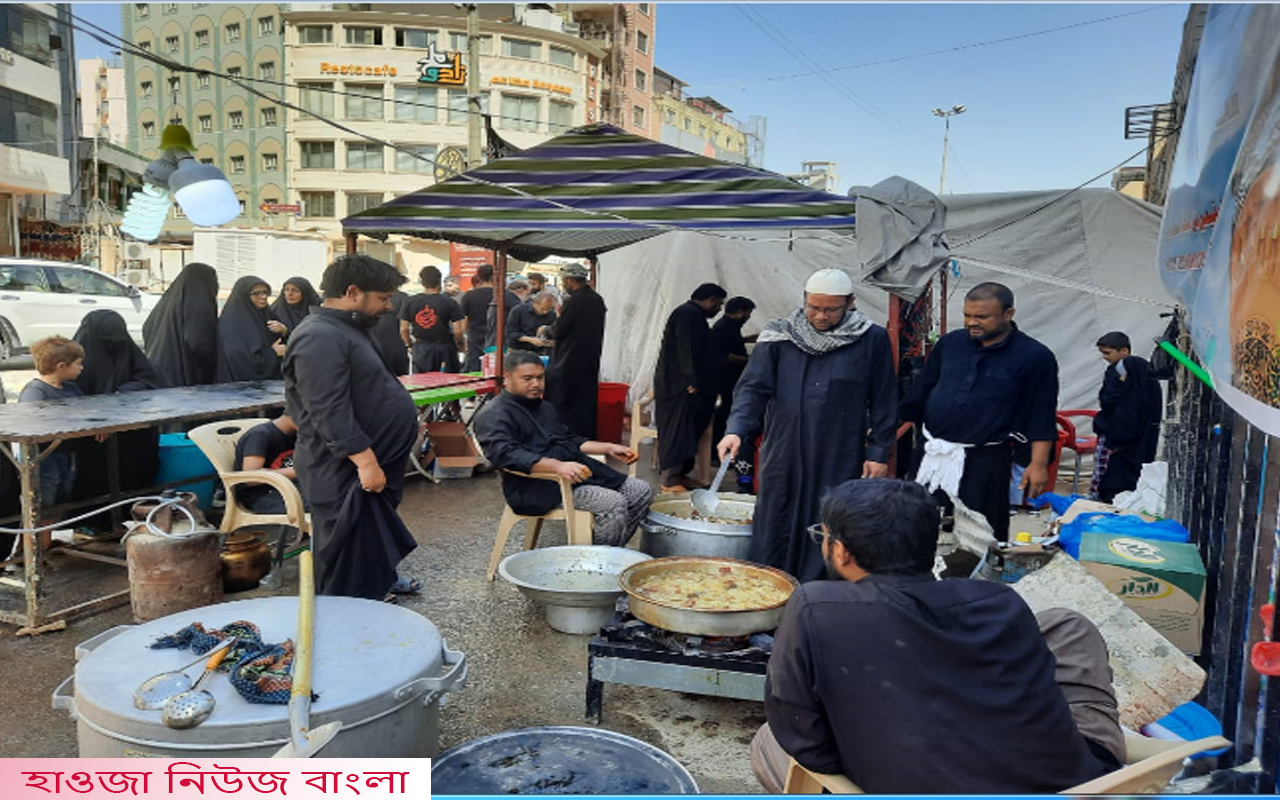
187, 418, 310, 536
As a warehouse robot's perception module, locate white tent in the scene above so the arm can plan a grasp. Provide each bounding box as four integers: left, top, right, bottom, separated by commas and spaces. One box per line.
597, 188, 1174, 412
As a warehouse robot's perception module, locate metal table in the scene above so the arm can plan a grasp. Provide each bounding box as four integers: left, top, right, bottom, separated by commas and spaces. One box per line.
401, 374, 499, 481
0, 381, 286, 634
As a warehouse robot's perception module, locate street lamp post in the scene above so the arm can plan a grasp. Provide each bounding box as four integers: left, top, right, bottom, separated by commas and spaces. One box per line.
931, 104, 966, 195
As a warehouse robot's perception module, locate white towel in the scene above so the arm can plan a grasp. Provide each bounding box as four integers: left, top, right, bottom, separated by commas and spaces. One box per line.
915, 425, 967, 499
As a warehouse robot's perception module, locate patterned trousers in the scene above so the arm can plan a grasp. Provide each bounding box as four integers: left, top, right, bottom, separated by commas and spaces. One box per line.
572, 477, 655, 547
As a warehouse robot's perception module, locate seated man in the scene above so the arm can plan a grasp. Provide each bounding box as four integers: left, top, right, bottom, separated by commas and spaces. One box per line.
232, 415, 307, 515
752, 478, 1124, 794
475, 351, 654, 547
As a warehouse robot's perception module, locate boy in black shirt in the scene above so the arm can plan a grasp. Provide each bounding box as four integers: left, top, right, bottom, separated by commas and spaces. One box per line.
1092, 331, 1162, 501
233, 415, 305, 514
19, 337, 88, 508
400, 265, 465, 373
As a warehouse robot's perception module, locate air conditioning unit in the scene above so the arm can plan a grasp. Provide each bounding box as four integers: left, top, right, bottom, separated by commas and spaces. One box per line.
124, 268, 150, 288
124, 241, 150, 261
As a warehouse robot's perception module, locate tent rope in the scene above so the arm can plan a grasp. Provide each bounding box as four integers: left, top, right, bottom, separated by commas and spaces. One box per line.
953, 254, 1176, 308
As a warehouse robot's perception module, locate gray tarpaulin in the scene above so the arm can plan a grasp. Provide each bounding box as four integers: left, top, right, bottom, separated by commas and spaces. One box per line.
851, 176, 951, 300
596, 188, 1174, 413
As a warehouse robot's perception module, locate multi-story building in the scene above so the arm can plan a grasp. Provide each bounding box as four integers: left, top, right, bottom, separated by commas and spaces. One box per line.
0, 3, 77, 256
283, 3, 604, 238
651, 66, 765, 166
80, 57, 129, 146
568, 3, 654, 136
122, 2, 286, 231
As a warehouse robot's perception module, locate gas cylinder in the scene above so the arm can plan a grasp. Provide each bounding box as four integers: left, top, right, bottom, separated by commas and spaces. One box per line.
125, 504, 223, 622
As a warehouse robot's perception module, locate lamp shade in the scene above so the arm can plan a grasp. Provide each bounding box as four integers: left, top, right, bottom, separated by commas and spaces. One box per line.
169, 159, 240, 226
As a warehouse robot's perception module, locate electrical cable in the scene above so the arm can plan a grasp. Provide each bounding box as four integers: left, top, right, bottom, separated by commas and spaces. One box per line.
0, 495, 193, 535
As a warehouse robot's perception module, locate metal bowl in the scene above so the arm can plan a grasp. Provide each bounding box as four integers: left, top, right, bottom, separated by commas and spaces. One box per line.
641, 492, 755, 559
619, 556, 798, 637
498, 546, 653, 634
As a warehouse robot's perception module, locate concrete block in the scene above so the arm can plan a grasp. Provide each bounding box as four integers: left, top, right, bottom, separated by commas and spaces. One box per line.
1011, 552, 1206, 729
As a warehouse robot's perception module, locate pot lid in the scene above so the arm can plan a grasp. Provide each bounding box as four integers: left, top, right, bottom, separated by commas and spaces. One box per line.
74, 596, 446, 747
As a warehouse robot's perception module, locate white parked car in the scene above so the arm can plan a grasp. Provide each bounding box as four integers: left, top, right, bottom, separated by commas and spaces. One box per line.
0, 258, 160, 361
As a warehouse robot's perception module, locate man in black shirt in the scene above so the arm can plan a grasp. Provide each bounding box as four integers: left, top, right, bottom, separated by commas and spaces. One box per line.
752, 478, 1123, 794
459, 263, 497, 372
506, 291, 557, 355
901, 282, 1059, 541
524, 272, 547, 304
545, 263, 607, 439
485, 279, 525, 352
711, 296, 756, 491
232, 415, 304, 514
400, 265, 465, 373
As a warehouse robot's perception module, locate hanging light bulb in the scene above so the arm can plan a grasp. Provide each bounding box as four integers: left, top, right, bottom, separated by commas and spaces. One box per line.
168, 157, 240, 226
120, 184, 173, 242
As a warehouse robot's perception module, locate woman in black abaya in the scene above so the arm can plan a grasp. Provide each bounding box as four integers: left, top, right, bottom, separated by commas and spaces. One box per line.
216, 276, 283, 382
269, 276, 321, 341
143, 262, 219, 387
72, 310, 164, 524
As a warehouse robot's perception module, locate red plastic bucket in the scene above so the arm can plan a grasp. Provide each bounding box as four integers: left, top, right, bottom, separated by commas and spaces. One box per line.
596, 382, 630, 444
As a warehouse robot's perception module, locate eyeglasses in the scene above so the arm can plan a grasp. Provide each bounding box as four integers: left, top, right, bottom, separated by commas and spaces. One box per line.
806, 523, 829, 545
250, 290, 270, 297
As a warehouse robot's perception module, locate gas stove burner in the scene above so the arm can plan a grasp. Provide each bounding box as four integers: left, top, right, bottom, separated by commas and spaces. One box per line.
644, 627, 754, 657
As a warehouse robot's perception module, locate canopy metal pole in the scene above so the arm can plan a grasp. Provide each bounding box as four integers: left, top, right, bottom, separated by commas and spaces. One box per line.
494, 246, 508, 378
345, 233, 357, 256
588, 255, 598, 289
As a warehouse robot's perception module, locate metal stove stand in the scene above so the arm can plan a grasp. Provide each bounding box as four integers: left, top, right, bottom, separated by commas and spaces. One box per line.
586, 612, 772, 723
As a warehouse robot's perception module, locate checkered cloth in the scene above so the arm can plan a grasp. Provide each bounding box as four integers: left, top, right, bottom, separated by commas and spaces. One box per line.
149, 620, 301, 705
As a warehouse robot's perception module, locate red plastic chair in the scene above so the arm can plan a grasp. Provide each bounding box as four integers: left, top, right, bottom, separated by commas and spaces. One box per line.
1057, 409, 1098, 495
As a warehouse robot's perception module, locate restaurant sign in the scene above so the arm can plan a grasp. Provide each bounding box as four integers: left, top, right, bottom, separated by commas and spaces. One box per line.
417, 43, 466, 86
319, 62, 397, 77
490, 76, 572, 96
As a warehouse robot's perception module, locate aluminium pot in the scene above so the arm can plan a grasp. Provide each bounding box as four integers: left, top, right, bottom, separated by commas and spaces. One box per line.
53, 596, 466, 758
618, 556, 798, 637
639, 492, 755, 560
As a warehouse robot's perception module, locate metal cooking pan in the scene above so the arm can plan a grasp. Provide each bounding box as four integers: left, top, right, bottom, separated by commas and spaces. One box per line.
618, 556, 799, 637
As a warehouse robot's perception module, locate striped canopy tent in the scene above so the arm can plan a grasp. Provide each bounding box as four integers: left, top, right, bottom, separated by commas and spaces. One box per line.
341, 123, 857, 263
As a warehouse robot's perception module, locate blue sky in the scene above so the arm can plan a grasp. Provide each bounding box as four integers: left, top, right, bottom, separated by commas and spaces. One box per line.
71, 2, 1189, 195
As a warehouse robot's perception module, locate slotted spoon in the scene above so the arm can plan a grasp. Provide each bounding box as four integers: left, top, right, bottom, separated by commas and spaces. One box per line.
133, 637, 235, 710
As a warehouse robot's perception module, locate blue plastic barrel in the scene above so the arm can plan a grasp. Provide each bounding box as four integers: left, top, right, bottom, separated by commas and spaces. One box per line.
155, 433, 217, 510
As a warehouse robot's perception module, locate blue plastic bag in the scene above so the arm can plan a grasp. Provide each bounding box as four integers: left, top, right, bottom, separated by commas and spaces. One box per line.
1027, 492, 1089, 515
1059, 512, 1190, 559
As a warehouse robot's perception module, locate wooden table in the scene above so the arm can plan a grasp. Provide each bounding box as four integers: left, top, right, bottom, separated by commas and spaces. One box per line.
0, 381, 286, 633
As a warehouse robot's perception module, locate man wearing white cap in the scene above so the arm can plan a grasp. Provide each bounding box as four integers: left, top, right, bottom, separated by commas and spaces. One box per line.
718, 269, 898, 582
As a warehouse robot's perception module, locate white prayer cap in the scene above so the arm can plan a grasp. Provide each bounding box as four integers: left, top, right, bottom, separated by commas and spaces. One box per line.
804, 268, 854, 296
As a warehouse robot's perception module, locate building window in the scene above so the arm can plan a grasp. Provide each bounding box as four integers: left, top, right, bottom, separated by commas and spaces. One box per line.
395, 28, 436, 48
299, 82, 334, 115
142, 121, 156, 137
225, 23, 241, 43
395, 144, 437, 173
229, 110, 244, 129
639, 3, 651, 14
300, 141, 335, 169
135, 4, 150, 20
500, 94, 539, 132
164, 3, 177, 14
634, 70, 647, 92
140, 80, 154, 98
549, 46, 574, 69
197, 73, 210, 89
393, 85, 437, 122
301, 191, 335, 218
258, 16, 275, 36
229, 155, 246, 174
344, 84, 383, 120
345, 26, 382, 46
449, 32, 491, 54
261, 107, 277, 127
263, 196, 278, 205
195, 29, 209, 48
662, 108, 675, 124
262, 153, 279, 171
297, 25, 332, 45
165, 35, 179, 53
633, 105, 646, 127
227, 66, 242, 79
502, 38, 541, 60
636, 30, 649, 54
258, 61, 275, 81
199, 157, 214, 165
448, 89, 478, 124
549, 100, 574, 133
138, 40, 152, 53
347, 192, 384, 214
197, 114, 212, 132
238, 199, 246, 215
168, 76, 181, 93
698, 123, 707, 136
347, 142, 384, 170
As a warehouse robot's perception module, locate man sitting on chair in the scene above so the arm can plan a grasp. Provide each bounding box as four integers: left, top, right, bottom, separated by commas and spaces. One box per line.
232, 415, 309, 515
751, 478, 1124, 794
474, 351, 654, 547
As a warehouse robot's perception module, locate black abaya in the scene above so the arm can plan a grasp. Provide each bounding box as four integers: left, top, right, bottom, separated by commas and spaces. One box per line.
372, 290, 411, 377
216, 275, 282, 382
545, 284, 606, 440
268, 276, 320, 340
654, 301, 720, 475
143, 262, 219, 387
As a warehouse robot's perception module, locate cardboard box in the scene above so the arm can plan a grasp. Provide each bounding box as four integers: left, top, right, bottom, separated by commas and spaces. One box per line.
1079, 533, 1206, 655
1058, 499, 1156, 525
423, 421, 480, 479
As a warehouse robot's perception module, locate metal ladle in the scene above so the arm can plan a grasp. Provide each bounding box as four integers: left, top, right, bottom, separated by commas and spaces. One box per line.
161, 643, 233, 729
133, 638, 235, 710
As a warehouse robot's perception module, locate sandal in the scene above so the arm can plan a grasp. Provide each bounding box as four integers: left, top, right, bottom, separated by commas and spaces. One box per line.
389, 574, 423, 595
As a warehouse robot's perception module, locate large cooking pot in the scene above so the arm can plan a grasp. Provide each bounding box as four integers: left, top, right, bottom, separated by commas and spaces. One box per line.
53, 596, 465, 758
639, 492, 755, 559
618, 556, 798, 637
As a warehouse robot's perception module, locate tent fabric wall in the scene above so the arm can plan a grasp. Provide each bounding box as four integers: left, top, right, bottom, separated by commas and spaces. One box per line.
598, 188, 1175, 413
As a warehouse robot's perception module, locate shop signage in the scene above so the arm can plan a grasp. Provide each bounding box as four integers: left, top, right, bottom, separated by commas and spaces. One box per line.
319, 61, 398, 77
450, 242, 495, 284
260, 203, 302, 214
490, 76, 573, 96
417, 43, 466, 86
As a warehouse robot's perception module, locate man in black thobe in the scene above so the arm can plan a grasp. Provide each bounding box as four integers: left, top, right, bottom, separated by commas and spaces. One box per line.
545, 263, 607, 439
654, 283, 727, 491
1092, 331, 1162, 501
712, 296, 757, 492
902, 282, 1059, 541
750, 478, 1123, 793
284, 255, 420, 600
718, 269, 897, 582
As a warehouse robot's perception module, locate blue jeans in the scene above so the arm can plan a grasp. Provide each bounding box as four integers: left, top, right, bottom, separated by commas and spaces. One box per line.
39, 451, 75, 508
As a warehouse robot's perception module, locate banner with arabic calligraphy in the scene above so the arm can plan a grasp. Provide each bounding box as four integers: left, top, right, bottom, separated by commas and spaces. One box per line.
1159, 3, 1280, 436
